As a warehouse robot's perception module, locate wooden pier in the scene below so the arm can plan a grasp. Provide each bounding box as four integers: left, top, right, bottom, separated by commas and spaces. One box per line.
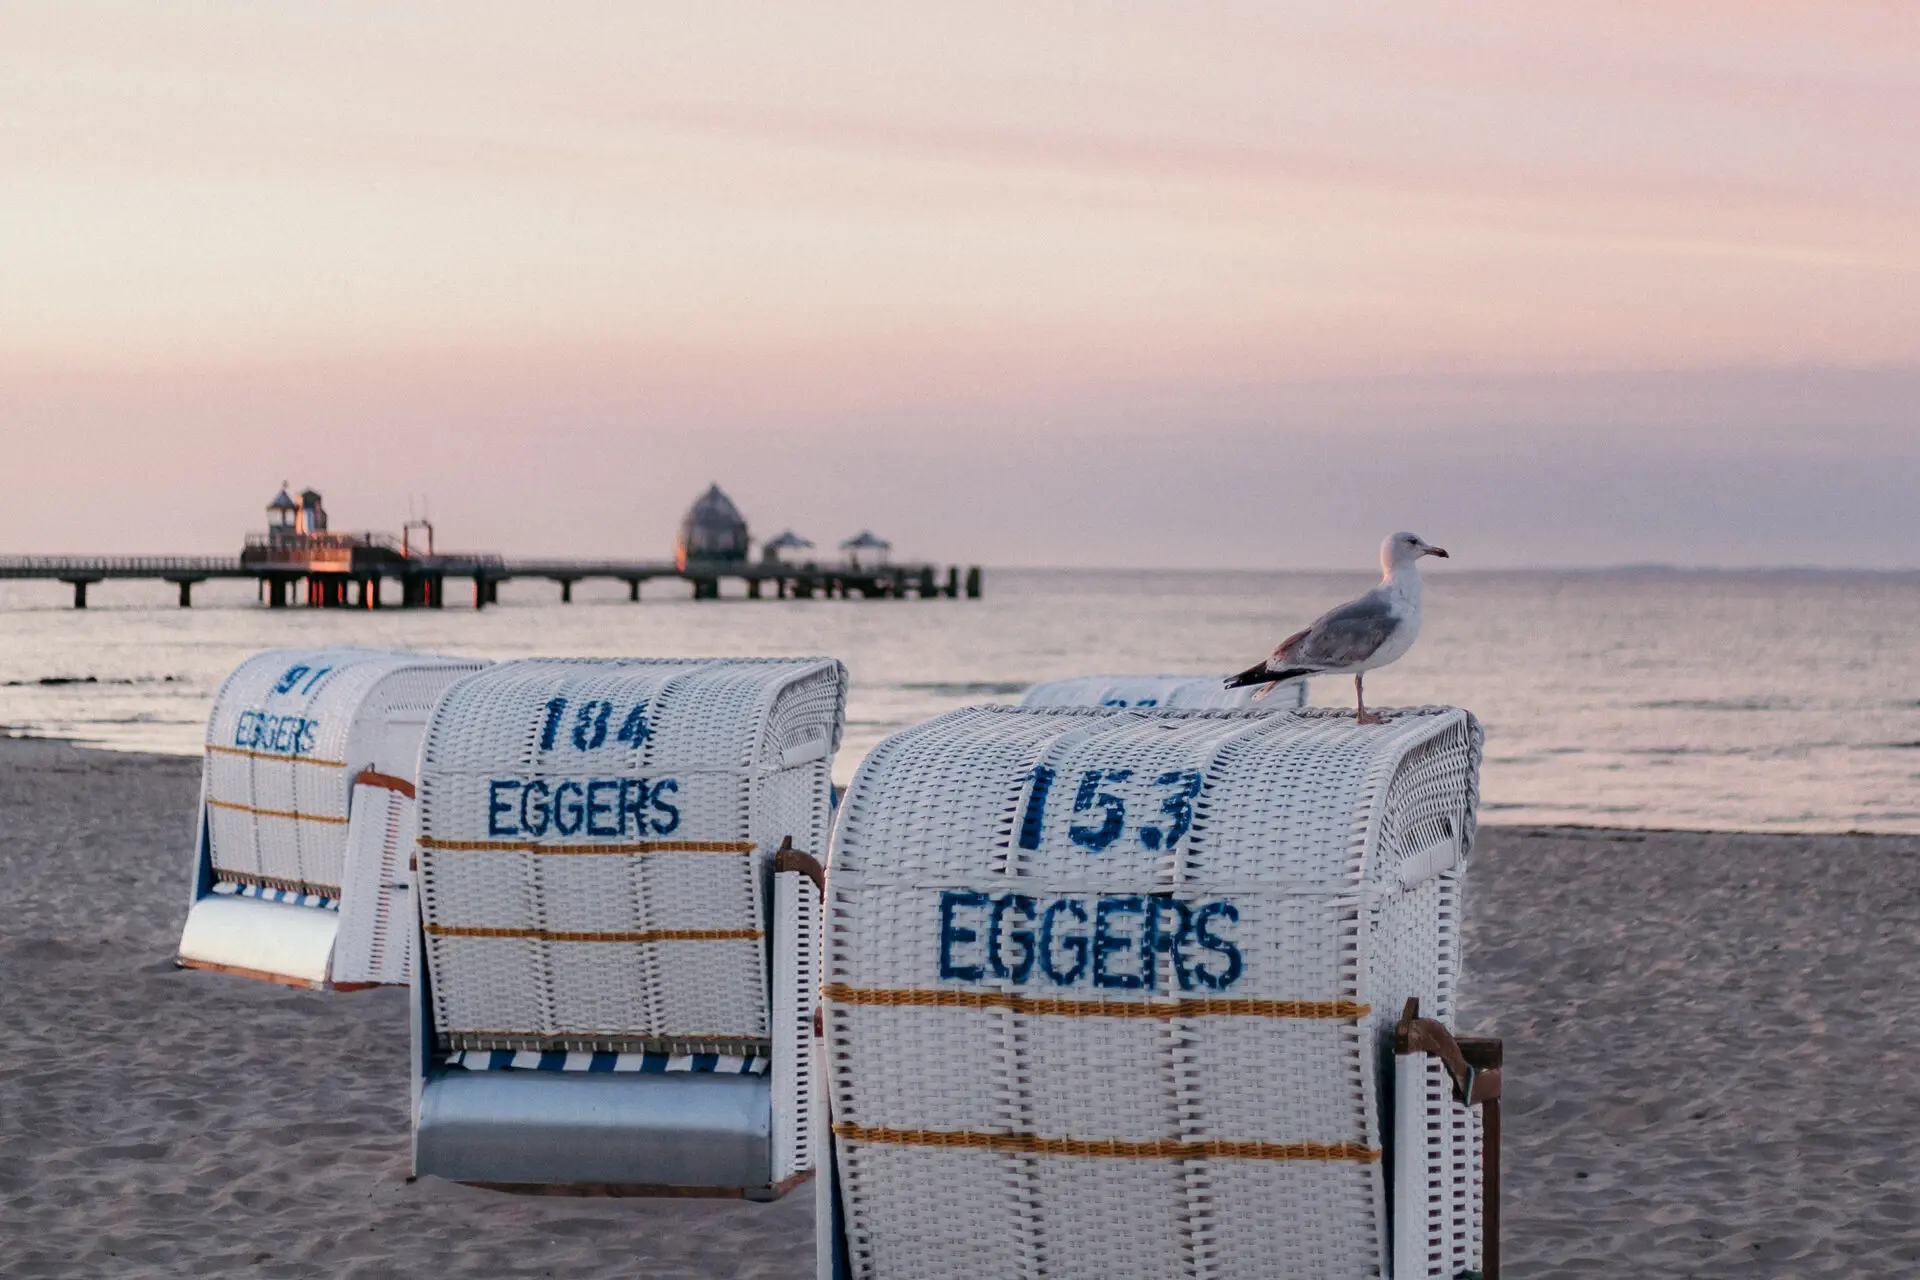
0, 557, 248, 609
0, 484, 979, 610
0, 554, 982, 609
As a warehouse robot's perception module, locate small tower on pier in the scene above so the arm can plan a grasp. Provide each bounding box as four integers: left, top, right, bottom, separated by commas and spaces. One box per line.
297, 488, 329, 535
267, 487, 298, 539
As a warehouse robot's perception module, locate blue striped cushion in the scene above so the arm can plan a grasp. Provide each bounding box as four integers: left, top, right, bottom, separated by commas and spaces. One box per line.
211, 881, 340, 910
446, 1049, 769, 1074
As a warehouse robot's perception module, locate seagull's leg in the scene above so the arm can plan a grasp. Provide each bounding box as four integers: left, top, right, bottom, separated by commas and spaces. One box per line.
1354, 673, 1381, 725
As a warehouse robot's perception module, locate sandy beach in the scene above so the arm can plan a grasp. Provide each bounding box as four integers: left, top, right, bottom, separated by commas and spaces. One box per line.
3, 737, 1916, 1278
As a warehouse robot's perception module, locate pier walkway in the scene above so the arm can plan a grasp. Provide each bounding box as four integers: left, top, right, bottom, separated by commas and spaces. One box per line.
0, 556, 980, 608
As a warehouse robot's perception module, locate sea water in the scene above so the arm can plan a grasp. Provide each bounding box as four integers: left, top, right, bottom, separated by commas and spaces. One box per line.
0, 569, 1914, 834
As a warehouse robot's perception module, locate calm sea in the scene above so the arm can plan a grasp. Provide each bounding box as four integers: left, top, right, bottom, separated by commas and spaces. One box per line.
1, 569, 1914, 833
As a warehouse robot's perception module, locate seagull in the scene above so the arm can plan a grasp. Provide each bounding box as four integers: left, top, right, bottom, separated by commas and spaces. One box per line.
1225, 532, 1449, 724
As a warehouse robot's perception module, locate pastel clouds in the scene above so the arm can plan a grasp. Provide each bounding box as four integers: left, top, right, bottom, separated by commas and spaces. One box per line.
0, 2, 1914, 565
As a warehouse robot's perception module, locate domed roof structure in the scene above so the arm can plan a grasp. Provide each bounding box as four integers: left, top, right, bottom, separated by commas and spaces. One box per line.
267, 487, 297, 512
674, 484, 750, 569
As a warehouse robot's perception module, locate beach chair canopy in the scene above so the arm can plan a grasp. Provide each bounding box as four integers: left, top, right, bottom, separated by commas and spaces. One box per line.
178, 647, 488, 989
1020, 673, 1308, 711
820, 703, 1485, 1280
411, 655, 846, 1194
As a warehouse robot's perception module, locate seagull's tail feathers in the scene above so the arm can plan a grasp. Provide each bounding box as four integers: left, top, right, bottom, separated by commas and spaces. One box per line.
1224, 662, 1315, 690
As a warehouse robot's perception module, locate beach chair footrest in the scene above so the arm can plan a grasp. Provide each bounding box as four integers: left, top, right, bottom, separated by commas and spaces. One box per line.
416, 1068, 772, 1188
177, 894, 337, 988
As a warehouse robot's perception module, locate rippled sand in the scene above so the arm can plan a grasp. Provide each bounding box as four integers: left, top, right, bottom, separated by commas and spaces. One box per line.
1462, 823, 1920, 1277
3, 738, 1915, 1276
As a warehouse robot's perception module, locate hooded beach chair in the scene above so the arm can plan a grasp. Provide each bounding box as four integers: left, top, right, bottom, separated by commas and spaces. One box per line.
409, 656, 846, 1197
817, 703, 1498, 1279
1020, 673, 1308, 711
178, 648, 489, 989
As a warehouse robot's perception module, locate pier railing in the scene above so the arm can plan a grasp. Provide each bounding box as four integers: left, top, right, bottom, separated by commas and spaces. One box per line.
0, 556, 247, 579
243, 531, 406, 553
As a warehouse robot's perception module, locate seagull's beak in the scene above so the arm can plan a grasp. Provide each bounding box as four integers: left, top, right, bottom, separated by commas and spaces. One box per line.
1423, 546, 1449, 558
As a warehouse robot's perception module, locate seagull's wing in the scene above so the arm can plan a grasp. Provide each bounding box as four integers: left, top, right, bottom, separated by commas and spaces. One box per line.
1266, 626, 1312, 665
1223, 626, 1311, 688
1225, 588, 1404, 690
1283, 590, 1400, 671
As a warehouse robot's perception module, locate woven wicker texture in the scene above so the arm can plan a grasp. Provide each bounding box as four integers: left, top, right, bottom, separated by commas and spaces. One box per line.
1374, 871, 1481, 1277
824, 704, 1482, 1280
415, 657, 844, 1058
200, 649, 488, 899
332, 777, 419, 986
1394, 1051, 1482, 1279
773, 863, 823, 1183
1020, 674, 1306, 712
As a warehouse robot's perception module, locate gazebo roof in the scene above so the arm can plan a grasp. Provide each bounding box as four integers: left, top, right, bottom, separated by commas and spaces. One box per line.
840, 530, 892, 551
764, 530, 814, 551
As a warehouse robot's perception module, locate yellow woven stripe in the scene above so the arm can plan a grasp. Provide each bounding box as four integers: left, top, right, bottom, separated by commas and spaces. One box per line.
833, 1124, 1381, 1163
822, 984, 1369, 1021
424, 925, 763, 943
206, 797, 348, 825
418, 837, 755, 855
206, 744, 346, 768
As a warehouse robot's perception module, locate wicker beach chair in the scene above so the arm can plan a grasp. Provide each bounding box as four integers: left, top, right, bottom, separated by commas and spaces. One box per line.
177, 648, 489, 990
817, 703, 1497, 1279
1020, 673, 1309, 711
408, 656, 846, 1197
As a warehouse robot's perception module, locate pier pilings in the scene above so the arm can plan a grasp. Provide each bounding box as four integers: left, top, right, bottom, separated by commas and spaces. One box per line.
303, 575, 351, 608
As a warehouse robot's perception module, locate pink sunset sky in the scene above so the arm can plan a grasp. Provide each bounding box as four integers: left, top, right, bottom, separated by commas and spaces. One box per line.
2, 2, 1915, 567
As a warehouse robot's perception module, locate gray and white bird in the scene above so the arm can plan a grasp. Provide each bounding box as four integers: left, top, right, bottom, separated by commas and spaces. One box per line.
1225, 532, 1449, 724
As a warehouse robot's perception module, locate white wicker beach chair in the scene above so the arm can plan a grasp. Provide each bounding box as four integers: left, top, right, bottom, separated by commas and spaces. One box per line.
177, 648, 488, 990
817, 703, 1496, 1280
1020, 673, 1308, 711
409, 656, 846, 1197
